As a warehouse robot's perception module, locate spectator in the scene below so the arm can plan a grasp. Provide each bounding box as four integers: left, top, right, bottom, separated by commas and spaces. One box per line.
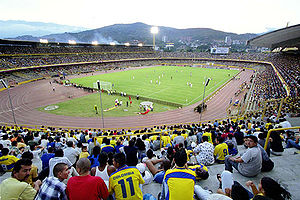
193, 136, 215, 166
269, 130, 284, 156
88, 146, 101, 168
124, 139, 138, 166
225, 135, 262, 177
79, 145, 90, 159
234, 127, 244, 145
64, 141, 80, 167
160, 149, 196, 200
0, 148, 19, 172
246, 177, 291, 200
0, 159, 41, 199
35, 163, 69, 200
258, 132, 270, 156
145, 159, 171, 184
136, 163, 153, 185
67, 158, 108, 200
285, 134, 300, 150
21, 151, 39, 187
91, 152, 116, 189
214, 137, 229, 164
109, 153, 144, 200
101, 139, 115, 154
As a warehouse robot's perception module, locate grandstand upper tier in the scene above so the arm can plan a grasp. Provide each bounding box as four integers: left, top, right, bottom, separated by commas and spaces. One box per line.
248, 24, 300, 52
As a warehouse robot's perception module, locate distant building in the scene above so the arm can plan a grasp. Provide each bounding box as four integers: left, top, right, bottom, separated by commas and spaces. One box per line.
162, 36, 168, 43
225, 36, 232, 45
165, 43, 174, 48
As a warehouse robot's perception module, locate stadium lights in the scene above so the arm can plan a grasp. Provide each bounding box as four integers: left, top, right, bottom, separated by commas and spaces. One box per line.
110, 42, 116, 46
68, 40, 76, 45
124, 43, 130, 46
39, 39, 48, 44
200, 78, 211, 122
92, 41, 98, 45
150, 26, 159, 51
138, 43, 143, 47
150, 26, 159, 34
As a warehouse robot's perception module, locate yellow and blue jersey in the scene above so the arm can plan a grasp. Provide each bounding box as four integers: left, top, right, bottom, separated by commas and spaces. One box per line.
101, 145, 115, 154
162, 136, 171, 147
110, 139, 117, 147
214, 143, 229, 161
109, 165, 144, 200
0, 155, 19, 172
161, 167, 196, 200
189, 164, 208, 180
202, 132, 213, 144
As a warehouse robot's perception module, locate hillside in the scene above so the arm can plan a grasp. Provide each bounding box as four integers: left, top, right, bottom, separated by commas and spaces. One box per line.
6, 22, 257, 45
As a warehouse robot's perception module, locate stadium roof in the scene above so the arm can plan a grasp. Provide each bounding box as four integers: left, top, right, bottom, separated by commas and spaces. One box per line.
247, 24, 300, 51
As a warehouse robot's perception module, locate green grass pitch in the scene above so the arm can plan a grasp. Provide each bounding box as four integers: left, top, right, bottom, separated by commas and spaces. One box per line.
39, 66, 239, 117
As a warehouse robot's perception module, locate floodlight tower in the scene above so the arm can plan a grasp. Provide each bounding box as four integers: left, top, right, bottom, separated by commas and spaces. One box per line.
200, 78, 210, 123
150, 26, 159, 51
97, 80, 105, 128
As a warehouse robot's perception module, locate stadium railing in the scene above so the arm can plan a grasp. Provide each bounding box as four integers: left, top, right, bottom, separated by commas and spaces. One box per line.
261, 97, 286, 121
264, 126, 300, 150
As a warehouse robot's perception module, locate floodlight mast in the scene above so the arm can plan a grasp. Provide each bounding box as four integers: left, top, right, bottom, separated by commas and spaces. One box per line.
0, 79, 17, 125
200, 78, 210, 123
150, 27, 159, 51
97, 81, 105, 128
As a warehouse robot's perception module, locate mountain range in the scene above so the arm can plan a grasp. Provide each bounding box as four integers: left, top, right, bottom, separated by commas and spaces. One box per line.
2, 21, 258, 45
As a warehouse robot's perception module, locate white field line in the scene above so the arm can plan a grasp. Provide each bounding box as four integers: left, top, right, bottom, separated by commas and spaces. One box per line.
147, 87, 170, 97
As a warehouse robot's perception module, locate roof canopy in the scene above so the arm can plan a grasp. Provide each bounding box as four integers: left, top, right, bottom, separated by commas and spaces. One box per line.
247, 24, 300, 51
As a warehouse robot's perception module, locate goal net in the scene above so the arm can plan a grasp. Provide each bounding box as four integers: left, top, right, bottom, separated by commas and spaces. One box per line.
93, 81, 112, 90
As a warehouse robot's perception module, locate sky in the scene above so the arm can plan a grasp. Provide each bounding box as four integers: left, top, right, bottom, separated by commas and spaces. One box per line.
1, 0, 300, 34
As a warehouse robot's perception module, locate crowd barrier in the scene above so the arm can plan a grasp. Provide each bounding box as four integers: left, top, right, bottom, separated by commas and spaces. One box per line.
264, 126, 300, 150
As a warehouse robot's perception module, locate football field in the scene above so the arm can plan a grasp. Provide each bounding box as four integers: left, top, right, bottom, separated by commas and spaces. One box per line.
39, 66, 239, 117
70, 66, 239, 105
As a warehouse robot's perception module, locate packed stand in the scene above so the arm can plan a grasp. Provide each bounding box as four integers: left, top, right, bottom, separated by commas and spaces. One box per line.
0, 114, 297, 199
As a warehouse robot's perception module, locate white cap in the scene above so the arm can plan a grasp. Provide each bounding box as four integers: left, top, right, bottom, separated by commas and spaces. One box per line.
136, 163, 146, 174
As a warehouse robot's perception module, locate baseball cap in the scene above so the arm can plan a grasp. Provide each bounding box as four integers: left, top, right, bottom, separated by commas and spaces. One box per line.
136, 163, 146, 174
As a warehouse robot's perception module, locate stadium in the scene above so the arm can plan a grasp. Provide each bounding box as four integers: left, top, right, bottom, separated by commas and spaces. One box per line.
0, 24, 300, 199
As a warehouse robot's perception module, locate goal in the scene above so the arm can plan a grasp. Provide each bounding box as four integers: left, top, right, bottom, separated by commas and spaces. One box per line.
93, 81, 112, 90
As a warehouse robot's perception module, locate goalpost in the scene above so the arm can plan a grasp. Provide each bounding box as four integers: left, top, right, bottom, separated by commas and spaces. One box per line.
93, 81, 112, 90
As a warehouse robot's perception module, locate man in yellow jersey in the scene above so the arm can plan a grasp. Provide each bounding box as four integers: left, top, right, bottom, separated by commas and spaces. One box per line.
188, 163, 209, 180
202, 129, 213, 144
160, 149, 196, 200
0, 148, 19, 172
214, 137, 229, 164
109, 153, 144, 200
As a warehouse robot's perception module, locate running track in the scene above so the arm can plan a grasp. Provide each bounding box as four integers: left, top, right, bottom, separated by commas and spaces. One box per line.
0, 69, 253, 129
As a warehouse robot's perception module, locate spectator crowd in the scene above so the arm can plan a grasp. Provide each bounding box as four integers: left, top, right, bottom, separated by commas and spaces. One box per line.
0, 114, 297, 199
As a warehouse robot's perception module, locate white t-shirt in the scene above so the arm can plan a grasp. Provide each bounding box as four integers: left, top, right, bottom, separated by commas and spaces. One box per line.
63, 147, 80, 165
